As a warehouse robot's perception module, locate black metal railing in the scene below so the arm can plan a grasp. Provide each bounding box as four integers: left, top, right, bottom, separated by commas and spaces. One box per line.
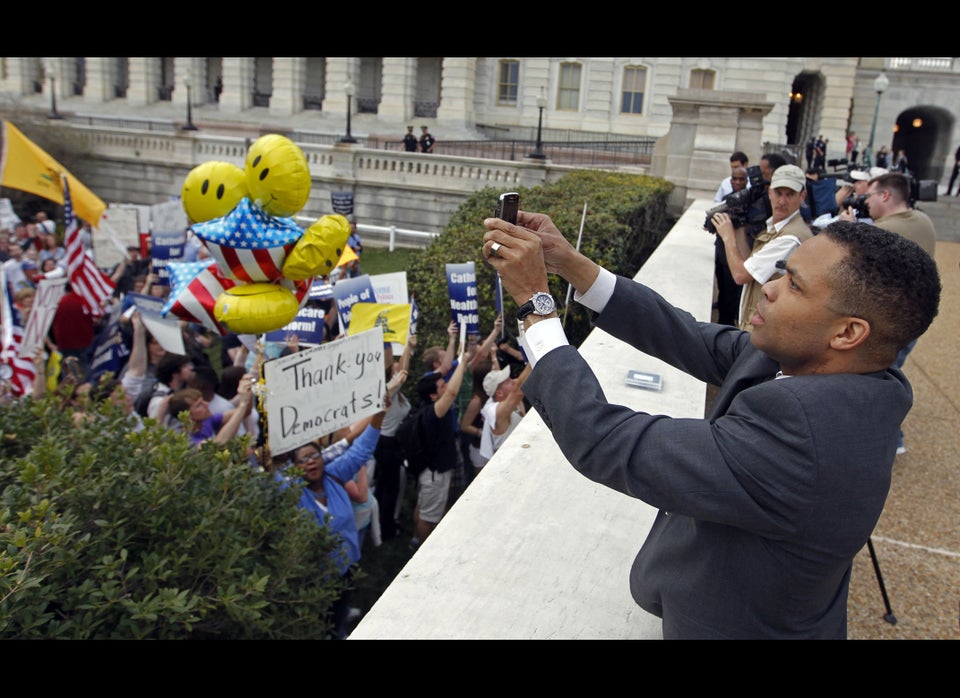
357, 98, 379, 114
303, 94, 323, 111
414, 101, 438, 118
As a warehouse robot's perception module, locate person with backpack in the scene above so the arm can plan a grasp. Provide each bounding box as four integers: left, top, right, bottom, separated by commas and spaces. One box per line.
407, 334, 466, 549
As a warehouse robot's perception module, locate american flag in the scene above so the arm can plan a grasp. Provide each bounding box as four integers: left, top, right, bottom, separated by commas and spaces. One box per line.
63, 177, 114, 317
0, 266, 37, 397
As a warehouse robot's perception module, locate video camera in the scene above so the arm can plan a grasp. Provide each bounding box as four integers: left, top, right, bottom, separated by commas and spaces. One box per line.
704, 165, 767, 233
841, 193, 870, 218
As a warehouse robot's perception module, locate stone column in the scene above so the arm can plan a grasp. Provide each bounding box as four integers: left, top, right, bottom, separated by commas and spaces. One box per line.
220, 57, 255, 113
436, 58, 477, 127
650, 88, 773, 208
174, 58, 207, 107
126, 57, 156, 107
378, 57, 417, 122
269, 57, 305, 117
2, 57, 40, 95
324, 57, 358, 120
83, 57, 113, 103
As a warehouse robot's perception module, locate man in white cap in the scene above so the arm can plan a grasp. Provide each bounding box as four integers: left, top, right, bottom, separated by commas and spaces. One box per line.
478, 363, 531, 466
813, 167, 875, 230
711, 164, 813, 332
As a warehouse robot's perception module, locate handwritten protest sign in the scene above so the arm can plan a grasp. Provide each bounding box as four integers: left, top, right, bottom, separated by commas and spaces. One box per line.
19, 276, 67, 355
264, 326, 385, 453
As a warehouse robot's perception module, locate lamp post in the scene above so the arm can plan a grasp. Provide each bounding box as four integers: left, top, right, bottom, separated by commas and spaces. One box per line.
528, 89, 547, 160
182, 71, 198, 131
340, 80, 357, 144
44, 59, 62, 120
864, 71, 889, 169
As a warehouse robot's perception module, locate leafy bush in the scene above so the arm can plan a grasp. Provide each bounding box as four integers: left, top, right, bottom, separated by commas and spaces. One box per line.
0, 393, 349, 639
406, 170, 674, 352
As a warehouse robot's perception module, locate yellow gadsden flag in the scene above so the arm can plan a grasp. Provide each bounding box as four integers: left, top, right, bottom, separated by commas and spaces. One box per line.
0, 119, 106, 225
347, 302, 412, 345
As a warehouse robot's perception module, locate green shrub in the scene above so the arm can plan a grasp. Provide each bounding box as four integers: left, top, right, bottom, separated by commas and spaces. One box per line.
0, 393, 349, 639
406, 170, 674, 353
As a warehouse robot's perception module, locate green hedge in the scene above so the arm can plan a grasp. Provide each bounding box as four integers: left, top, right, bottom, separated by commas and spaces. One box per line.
407, 170, 674, 353
0, 393, 348, 639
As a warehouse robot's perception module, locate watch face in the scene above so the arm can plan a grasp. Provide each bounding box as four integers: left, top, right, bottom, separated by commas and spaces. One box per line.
532, 293, 555, 314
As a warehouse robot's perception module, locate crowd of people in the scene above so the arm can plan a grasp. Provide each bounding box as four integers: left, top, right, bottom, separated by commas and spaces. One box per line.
1, 203, 534, 638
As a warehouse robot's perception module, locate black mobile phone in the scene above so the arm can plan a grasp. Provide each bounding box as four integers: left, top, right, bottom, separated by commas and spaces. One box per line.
494, 192, 520, 225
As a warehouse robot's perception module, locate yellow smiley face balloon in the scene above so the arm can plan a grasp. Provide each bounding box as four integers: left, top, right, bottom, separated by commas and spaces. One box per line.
282, 213, 352, 280
181, 161, 249, 224
245, 134, 312, 217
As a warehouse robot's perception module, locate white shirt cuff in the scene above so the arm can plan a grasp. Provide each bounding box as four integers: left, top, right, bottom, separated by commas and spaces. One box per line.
574, 266, 616, 313
519, 317, 568, 369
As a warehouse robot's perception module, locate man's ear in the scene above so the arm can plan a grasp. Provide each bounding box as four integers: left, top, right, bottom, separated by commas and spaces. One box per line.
830, 316, 870, 351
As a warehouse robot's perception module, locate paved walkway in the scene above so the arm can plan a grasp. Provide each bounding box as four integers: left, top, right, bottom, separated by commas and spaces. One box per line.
845, 193, 959, 639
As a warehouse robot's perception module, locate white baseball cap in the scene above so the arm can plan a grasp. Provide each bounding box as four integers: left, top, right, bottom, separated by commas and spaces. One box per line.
483, 366, 512, 398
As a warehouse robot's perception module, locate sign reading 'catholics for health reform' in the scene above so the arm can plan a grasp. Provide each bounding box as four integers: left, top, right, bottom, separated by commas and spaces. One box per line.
264, 326, 386, 453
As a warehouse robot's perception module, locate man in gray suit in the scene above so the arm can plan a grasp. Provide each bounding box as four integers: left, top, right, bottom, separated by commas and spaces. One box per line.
481, 216, 940, 639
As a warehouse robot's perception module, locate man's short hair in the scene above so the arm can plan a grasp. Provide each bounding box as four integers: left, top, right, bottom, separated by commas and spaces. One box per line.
868, 172, 910, 203
762, 153, 788, 171
156, 353, 192, 385
168, 388, 203, 418
189, 365, 220, 398
421, 345, 443, 371
820, 221, 940, 360
730, 151, 749, 165
416, 371, 441, 403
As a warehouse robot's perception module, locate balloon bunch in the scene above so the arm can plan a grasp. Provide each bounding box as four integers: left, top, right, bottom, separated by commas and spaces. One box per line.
163, 134, 351, 336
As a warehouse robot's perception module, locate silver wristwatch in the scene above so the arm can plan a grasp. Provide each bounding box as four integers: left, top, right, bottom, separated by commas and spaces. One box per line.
516, 292, 557, 320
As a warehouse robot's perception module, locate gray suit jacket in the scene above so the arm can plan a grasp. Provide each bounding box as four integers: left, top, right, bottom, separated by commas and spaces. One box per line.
523, 275, 910, 639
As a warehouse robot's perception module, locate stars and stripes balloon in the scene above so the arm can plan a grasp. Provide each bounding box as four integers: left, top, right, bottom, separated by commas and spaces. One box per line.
180, 133, 351, 336
161, 259, 238, 335
190, 197, 302, 284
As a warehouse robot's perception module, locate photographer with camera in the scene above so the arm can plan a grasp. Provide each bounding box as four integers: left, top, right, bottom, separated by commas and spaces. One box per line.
711, 164, 813, 332
711, 165, 751, 325
812, 168, 876, 230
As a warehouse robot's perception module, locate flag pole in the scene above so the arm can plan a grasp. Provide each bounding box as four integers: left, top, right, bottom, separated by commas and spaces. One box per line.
562, 202, 588, 329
